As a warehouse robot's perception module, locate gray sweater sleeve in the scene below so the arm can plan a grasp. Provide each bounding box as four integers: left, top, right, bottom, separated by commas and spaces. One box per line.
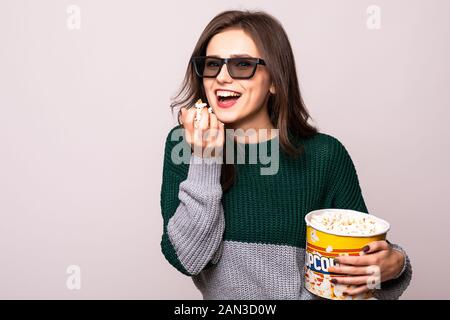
166, 154, 225, 276
373, 242, 413, 300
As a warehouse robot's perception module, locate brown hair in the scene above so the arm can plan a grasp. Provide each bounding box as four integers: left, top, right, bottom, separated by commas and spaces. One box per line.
170, 10, 319, 192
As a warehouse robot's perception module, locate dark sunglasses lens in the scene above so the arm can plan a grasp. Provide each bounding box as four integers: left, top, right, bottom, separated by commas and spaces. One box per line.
228, 59, 257, 79
193, 57, 222, 77
203, 58, 223, 77
193, 57, 259, 79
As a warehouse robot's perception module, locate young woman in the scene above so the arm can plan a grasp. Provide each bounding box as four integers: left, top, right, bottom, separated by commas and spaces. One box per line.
160, 10, 412, 299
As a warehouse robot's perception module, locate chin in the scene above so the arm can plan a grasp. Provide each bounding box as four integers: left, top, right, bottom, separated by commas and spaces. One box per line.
214, 105, 247, 124
214, 111, 242, 124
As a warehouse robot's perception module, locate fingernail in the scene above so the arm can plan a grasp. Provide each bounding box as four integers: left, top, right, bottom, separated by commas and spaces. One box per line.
363, 245, 370, 253
331, 278, 338, 284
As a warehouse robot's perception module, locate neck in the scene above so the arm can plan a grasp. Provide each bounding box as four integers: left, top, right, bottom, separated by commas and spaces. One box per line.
228, 103, 277, 144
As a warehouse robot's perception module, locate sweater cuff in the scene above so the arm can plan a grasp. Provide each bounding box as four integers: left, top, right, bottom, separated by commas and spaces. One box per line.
187, 154, 222, 186
390, 243, 407, 279
373, 241, 412, 300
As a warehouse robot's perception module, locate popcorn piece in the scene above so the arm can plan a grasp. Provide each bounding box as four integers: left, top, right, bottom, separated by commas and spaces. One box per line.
310, 210, 384, 236
194, 99, 208, 128
310, 230, 319, 243
195, 99, 207, 109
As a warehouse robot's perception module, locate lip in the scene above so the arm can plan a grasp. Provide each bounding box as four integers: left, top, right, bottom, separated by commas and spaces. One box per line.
216, 94, 240, 109
214, 89, 242, 109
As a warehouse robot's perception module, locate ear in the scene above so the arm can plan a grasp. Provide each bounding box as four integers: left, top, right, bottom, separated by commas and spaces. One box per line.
269, 83, 276, 95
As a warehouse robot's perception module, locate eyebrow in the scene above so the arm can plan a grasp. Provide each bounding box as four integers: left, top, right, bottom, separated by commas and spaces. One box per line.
207, 54, 254, 58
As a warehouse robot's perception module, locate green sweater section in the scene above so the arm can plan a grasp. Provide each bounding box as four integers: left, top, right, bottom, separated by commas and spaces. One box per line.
160, 125, 368, 275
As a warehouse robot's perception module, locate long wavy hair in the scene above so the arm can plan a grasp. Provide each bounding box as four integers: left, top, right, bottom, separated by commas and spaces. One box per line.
170, 10, 319, 192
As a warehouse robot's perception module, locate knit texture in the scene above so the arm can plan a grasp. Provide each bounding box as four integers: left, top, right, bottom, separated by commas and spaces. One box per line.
160, 125, 412, 299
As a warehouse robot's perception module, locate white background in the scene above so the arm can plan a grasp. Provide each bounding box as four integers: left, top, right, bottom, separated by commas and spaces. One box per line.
0, 0, 448, 299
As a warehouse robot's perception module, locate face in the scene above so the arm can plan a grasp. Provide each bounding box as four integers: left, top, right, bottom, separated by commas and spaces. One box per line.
203, 28, 275, 128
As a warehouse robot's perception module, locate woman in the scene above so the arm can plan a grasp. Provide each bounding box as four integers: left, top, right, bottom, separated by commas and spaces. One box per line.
160, 10, 412, 299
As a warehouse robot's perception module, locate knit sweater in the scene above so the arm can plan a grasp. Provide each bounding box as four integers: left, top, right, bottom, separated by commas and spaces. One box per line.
160, 125, 412, 300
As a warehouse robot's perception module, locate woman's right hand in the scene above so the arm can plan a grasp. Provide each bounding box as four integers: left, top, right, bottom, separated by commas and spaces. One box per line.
179, 104, 225, 158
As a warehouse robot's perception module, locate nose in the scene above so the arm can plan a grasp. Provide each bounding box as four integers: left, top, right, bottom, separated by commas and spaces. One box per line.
216, 63, 233, 83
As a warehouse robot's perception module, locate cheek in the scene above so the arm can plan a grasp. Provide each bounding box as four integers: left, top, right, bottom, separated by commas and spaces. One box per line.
203, 79, 214, 92
251, 70, 270, 93
246, 81, 269, 107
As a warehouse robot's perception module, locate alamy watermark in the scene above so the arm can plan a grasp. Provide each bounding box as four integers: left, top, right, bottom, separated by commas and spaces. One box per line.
366, 265, 382, 290
66, 5, 81, 30
66, 265, 81, 290
170, 128, 280, 176
366, 5, 381, 30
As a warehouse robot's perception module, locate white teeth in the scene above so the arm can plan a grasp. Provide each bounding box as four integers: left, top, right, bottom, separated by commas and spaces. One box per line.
216, 90, 241, 98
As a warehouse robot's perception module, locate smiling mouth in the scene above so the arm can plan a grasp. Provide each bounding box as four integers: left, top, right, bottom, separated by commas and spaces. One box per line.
216, 90, 242, 102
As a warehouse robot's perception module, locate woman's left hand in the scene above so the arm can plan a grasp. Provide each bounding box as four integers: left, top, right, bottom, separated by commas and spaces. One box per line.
327, 240, 405, 297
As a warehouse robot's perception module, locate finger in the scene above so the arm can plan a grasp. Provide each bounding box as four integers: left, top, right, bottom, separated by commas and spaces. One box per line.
178, 107, 186, 125
184, 107, 196, 133
205, 113, 218, 143
332, 275, 370, 286
209, 112, 218, 130
344, 284, 371, 296
192, 107, 208, 148
196, 107, 209, 146
204, 119, 225, 158
198, 107, 209, 131
328, 264, 373, 276
183, 107, 197, 147
215, 121, 225, 147
362, 241, 391, 254
334, 254, 378, 267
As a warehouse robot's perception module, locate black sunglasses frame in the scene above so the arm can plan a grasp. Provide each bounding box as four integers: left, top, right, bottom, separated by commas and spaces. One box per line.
191, 56, 266, 80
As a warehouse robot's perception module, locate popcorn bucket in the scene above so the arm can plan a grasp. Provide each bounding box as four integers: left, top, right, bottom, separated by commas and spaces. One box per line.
304, 209, 390, 300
